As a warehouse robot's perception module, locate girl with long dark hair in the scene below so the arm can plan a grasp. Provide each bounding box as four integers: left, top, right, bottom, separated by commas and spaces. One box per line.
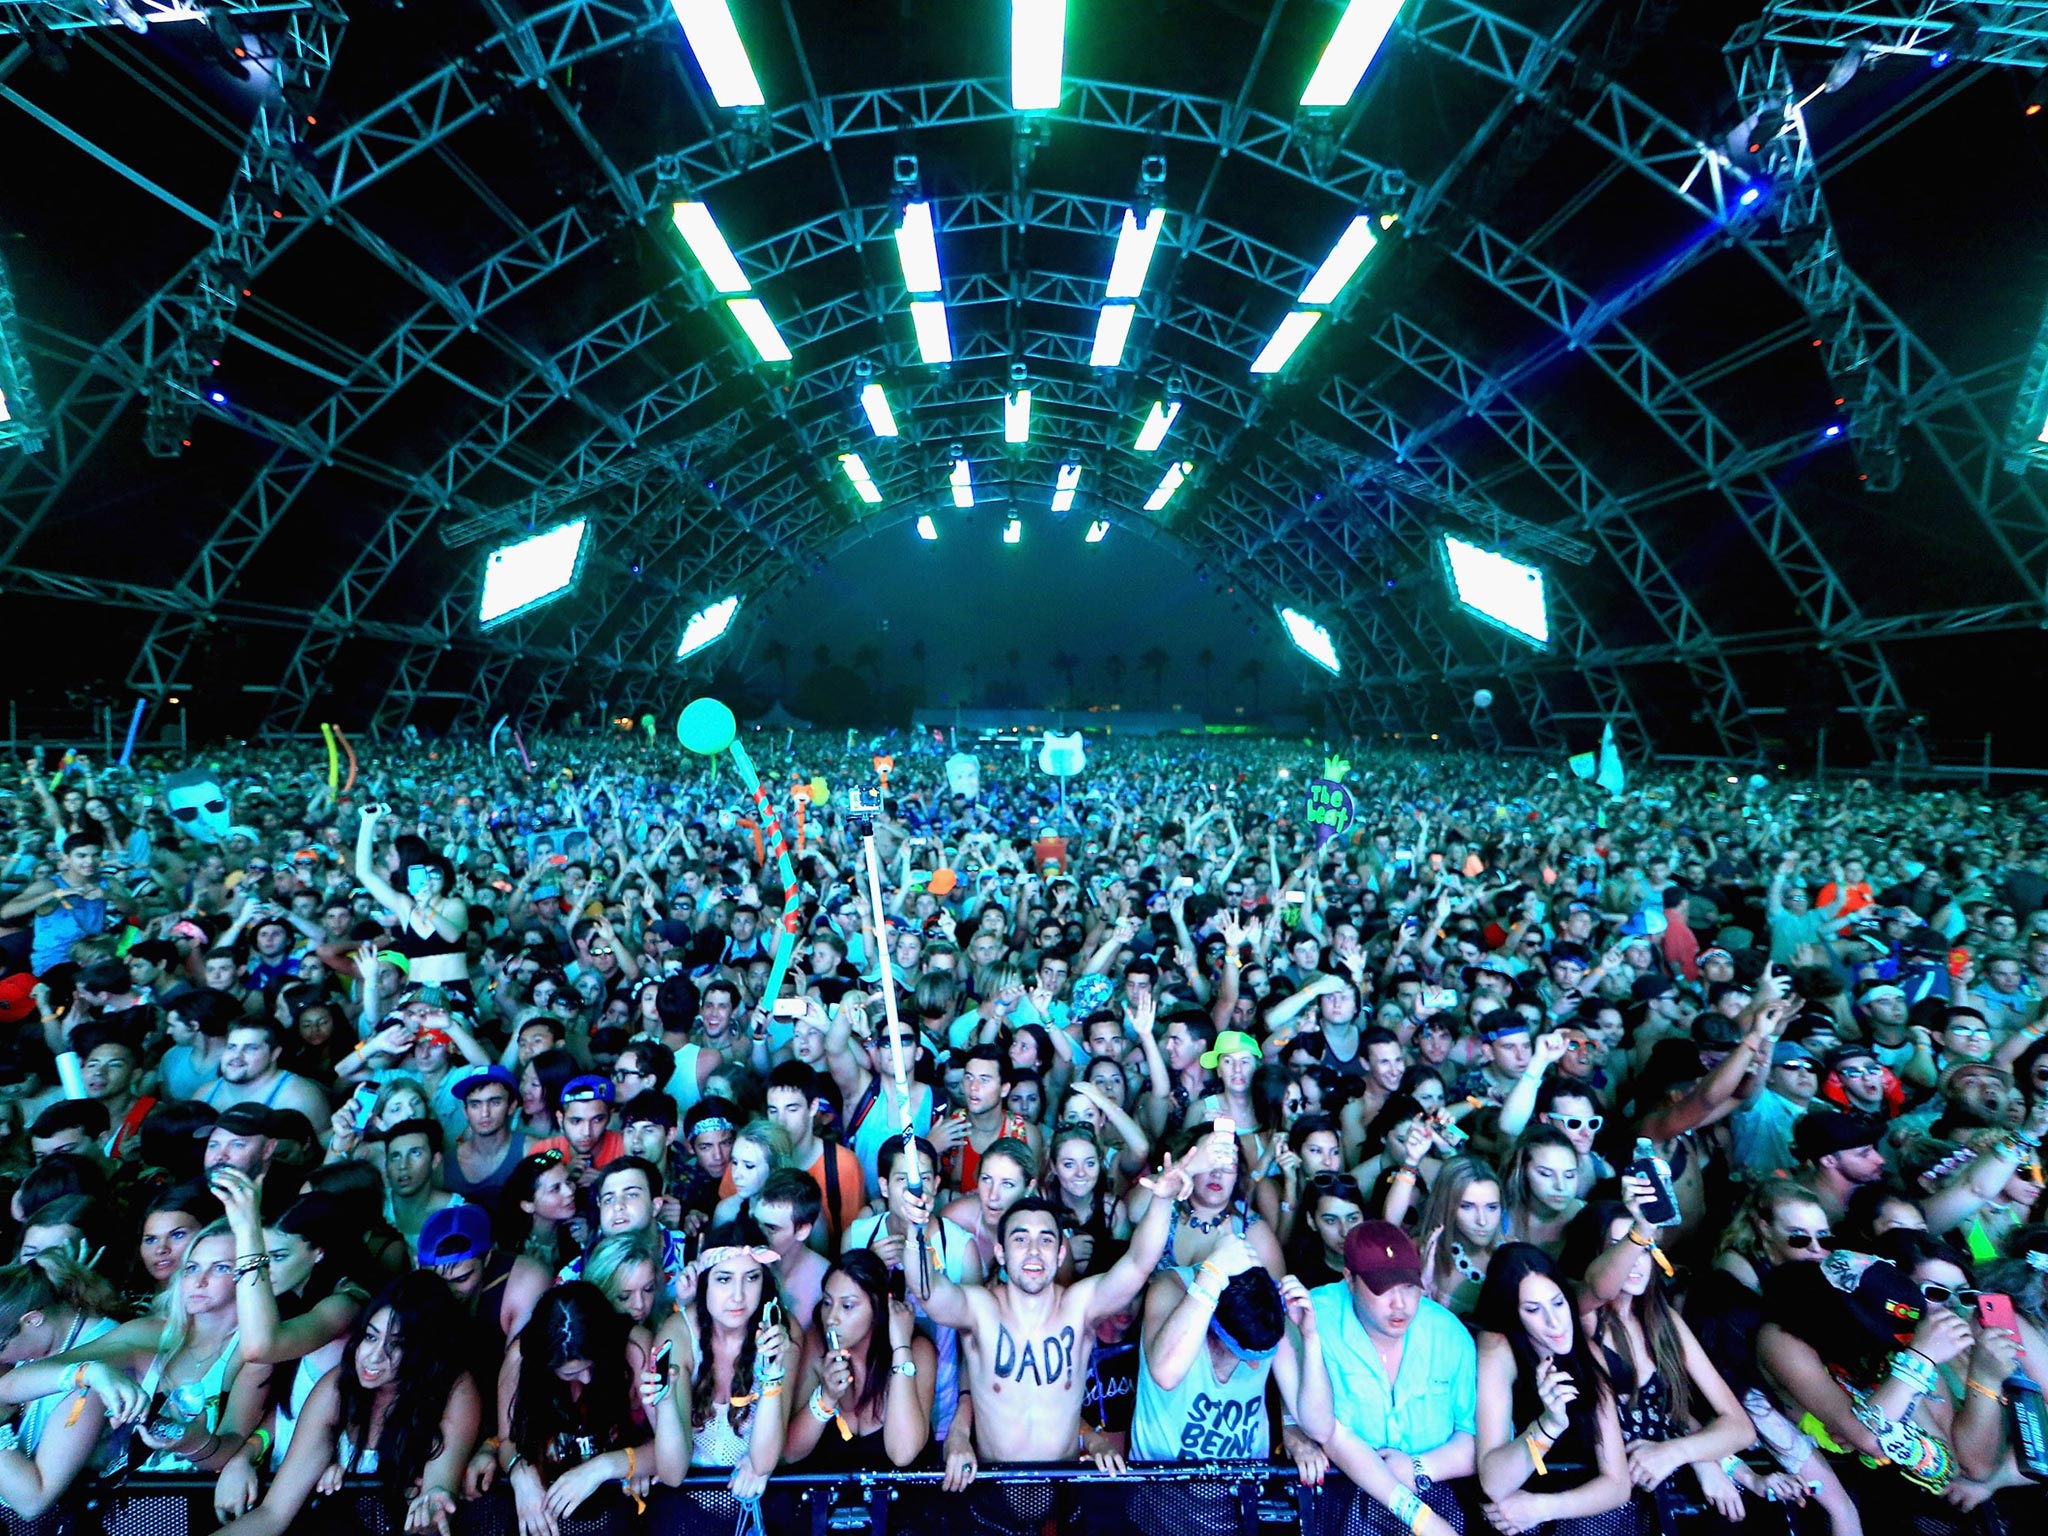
648, 1222, 790, 1498
496, 1150, 581, 1272
208, 1273, 481, 1536
1474, 1242, 1632, 1536
1565, 1197, 1766, 1526
496, 1282, 685, 1533
783, 1250, 935, 1469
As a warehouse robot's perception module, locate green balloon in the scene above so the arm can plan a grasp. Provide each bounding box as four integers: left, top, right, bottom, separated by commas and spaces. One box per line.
677, 697, 737, 756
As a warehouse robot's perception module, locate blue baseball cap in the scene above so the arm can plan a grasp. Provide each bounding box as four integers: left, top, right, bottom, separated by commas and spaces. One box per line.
420, 1205, 494, 1266
560, 1074, 615, 1107
452, 1063, 518, 1101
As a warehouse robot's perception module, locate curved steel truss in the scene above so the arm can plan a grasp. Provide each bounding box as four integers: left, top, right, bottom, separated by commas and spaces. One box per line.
1, 0, 2038, 752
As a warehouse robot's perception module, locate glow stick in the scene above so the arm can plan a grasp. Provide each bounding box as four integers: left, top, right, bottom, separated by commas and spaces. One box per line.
335, 727, 357, 792
118, 700, 145, 768
321, 723, 340, 795
861, 832, 920, 1193
490, 715, 509, 758
512, 728, 534, 773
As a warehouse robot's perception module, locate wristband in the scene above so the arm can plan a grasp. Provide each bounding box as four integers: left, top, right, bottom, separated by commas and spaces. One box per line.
1391, 1169, 1417, 1186
1389, 1489, 1425, 1529
1965, 1377, 2004, 1404
249, 1428, 272, 1462
807, 1385, 838, 1424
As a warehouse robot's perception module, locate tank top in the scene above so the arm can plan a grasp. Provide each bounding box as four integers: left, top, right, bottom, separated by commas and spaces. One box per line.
271, 1338, 347, 1469
336, 1429, 382, 1475
32, 888, 109, 973
390, 907, 465, 961
1129, 1267, 1272, 1462
691, 1401, 749, 1470
136, 1329, 241, 1472
850, 1082, 935, 1200
0, 1316, 124, 1470
200, 1072, 298, 1109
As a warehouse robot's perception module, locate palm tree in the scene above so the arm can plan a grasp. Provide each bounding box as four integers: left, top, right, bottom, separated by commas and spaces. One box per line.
1197, 646, 1216, 711
1237, 657, 1265, 712
763, 639, 791, 699
1050, 650, 1081, 702
1139, 645, 1170, 708
1104, 654, 1127, 702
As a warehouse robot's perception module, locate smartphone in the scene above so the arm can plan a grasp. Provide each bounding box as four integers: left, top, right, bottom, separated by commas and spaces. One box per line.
1214, 1117, 1237, 1139
826, 1326, 842, 1353
1979, 1293, 2020, 1335
649, 1338, 675, 1403
771, 997, 806, 1019
1430, 1110, 1469, 1149
886, 1268, 907, 1302
762, 1298, 780, 1331
349, 1082, 379, 1131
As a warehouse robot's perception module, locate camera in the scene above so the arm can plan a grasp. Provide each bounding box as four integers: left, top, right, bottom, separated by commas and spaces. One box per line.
848, 785, 883, 817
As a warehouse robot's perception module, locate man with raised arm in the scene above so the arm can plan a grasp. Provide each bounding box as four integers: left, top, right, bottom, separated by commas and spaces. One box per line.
904, 1123, 1232, 1534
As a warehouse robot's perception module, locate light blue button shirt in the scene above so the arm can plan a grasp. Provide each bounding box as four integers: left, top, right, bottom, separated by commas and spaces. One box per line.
1309, 1281, 1476, 1454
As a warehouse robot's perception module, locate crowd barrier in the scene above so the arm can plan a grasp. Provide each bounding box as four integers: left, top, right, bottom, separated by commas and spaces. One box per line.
0, 1463, 1828, 1536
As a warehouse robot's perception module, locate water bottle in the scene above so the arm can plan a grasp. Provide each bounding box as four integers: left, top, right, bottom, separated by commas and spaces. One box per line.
1627, 1137, 1681, 1227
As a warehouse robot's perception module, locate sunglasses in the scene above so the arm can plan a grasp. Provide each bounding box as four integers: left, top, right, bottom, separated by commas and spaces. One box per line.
1919, 1283, 1982, 1307
1548, 1114, 1603, 1133
1781, 1231, 1831, 1250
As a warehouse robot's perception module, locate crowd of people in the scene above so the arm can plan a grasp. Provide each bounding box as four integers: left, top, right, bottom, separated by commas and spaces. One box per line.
1, 722, 2047, 1536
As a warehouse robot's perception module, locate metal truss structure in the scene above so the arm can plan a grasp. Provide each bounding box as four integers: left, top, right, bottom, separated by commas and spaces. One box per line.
1749, 3, 2048, 68
1, 0, 2042, 753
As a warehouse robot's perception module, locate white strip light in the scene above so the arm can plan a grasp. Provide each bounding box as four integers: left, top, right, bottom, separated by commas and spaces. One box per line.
895, 203, 943, 296
669, 0, 765, 108
1145, 460, 1192, 512
951, 457, 974, 508
1299, 215, 1381, 305
859, 382, 898, 437
1249, 212, 1388, 376
916, 514, 939, 541
1134, 398, 1180, 452
1010, 0, 1066, 111
1250, 309, 1322, 375
1005, 388, 1032, 443
839, 453, 883, 505
1084, 519, 1109, 543
897, 202, 953, 364
910, 300, 952, 365
1105, 207, 1165, 299
671, 202, 751, 294
1092, 303, 1136, 368
726, 298, 792, 363
1003, 518, 1023, 544
1300, 0, 1404, 109
1052, 462, 1081, 512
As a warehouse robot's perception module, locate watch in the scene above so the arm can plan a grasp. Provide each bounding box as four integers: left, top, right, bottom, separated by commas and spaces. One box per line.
892, 1359, 919, 1378
1410, 1455, 1432, 1493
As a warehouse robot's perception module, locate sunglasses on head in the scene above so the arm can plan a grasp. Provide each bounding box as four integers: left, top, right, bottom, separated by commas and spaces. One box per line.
1781, 1230, 1831, 1250
1549, 1114, 1603, 1132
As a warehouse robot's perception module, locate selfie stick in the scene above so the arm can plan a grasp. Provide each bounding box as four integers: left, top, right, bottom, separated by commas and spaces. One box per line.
861, 831, 922, 1196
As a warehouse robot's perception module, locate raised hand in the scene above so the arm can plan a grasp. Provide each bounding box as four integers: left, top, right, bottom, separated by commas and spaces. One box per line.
1533, 1357, 1578, 1434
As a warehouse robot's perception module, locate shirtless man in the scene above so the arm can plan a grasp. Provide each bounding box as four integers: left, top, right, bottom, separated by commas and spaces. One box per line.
907, 1125, 1230, 1532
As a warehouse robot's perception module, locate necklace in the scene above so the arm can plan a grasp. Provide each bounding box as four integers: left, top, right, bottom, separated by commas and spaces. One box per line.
1183, 1203, 1229, 1234
1450, 1242, 1486, 1282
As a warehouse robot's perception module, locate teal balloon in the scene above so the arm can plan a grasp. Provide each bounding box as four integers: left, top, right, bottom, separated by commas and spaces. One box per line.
677, 698, 737, 757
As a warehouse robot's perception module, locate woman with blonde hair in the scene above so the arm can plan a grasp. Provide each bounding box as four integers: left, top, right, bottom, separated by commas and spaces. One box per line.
712, 1120, 792, 1228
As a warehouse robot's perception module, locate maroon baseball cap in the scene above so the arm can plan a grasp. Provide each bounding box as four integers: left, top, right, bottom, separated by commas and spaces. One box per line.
1344, 1221, 1423, 1293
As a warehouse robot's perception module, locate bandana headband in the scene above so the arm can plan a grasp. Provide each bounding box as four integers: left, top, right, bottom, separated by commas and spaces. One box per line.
694, 1245, 779, 1274
1210, 1313, 1282, 1363
691, 1116, 736, 1136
